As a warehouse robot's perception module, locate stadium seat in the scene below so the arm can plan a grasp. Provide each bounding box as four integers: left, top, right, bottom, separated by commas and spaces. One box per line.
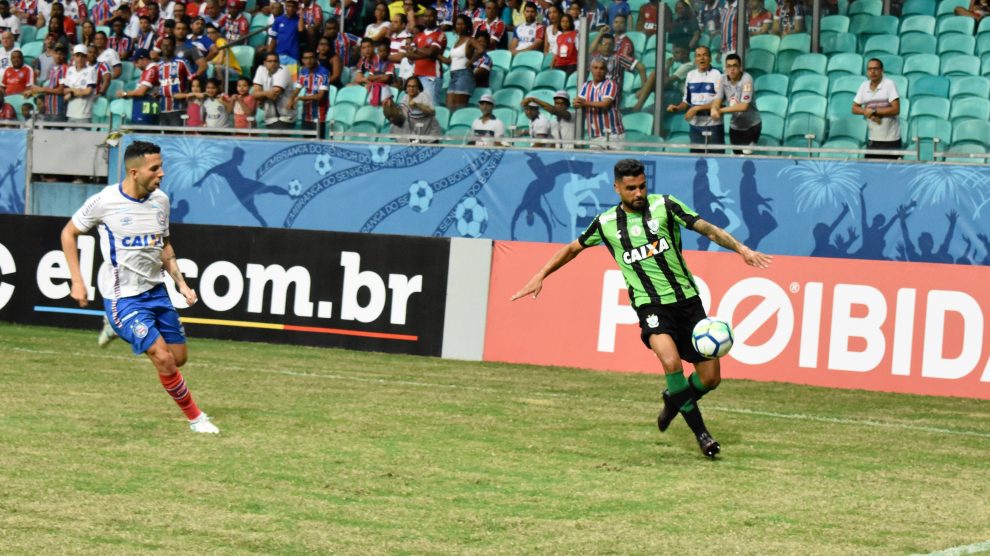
779, 33, 811, 54
626, 31, 647, 55
448, 107, 481, 128
91, 97, 109, 124
489, 67, 505, 90
34, 26, 47, 41
827, 53, 864, 79
108, 98, 131, 128
790, 53, 828, 79
433, 106, 450, 130
949, 75, 990, 99
910, 75, 951, 99
664, 113, 691, 135
493, 88, 523, 108
828, 116, 867, 141
823, 32, 858, 55
936, 0, 971, 24
232, 46, 255, 78
755, 73, 789, 97
489, 50, 511, 72
937, 16, 975, 37
899, 15, 936, 36
941, 54, 980, 76
622, 72, 643, 95
981, 53, 990, 76
943, 142, 988, 162
774, 49, 802, 74
20, 40, 43, 60
755, 93, 789, 117
821, 138, 865, 155
791, 74, 829, 96
503, 68, 536, 92
909, 115, 952, 141
749, 34, 781, 54
888, 74, 909, 97
938, 34, 975, 56
335, 86, 368, 107
622, 112, 654, 135
909, 96, 950, 119
784, 114, 827, 142
951, 118, 990, 147
533, 69, 566, 91
901, 0, 936, 17
511, 50, 544, 71
900, 33, 937, 56
444, 125, 471, 143
787, 95, 827, 118
829, 74, 861, 97
104, 80, 124, 99
827, 92, 856, 119
950, 97, 990, 124
976, 33, 990, 56
849, 0, 882, 16
327, 104, 357, 128
19, 25, 35, 45
760, 113, 785, 142
345, 122, 379, 139
978, 15, 990, 38
493, 107, 517, 128
903, 53, 941, 78
746, 50, 776, 78
820, 16, 850, 48
871, 54, 904, 75
855, 16, 900, 50
354, 105, 385, 128
864, 35, 900, 59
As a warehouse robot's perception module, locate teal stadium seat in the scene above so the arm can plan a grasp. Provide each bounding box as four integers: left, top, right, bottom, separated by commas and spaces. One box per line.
104, 80, 124, 99
335, 86, 368, 107
511, 50, 544, 71
977, 16, 990, 38
779, 33, 811, 54
823, 32, 858, 55
910, 75, 950, 99
903, 53, 940, 79
909, 115, 952, 141
938, 34, 975, 56
936, 0, 971, 24
433, 106, 450, 130
746, 50, 775, 78
622, 112, 654, 134
899, 14, 936, 35
937, 16, 975, 37
941, 54, 980, 76
871, 54, 903, 75
976, 33, 990, 56
856, 16, 900, 51
888, 74, 909, 98
108, 98, 131, 128
760, 113, 785, 142
821, 138, 865, 155
749, 34, 781, 54
489, 67, 505, 89
19, 26, 35, 45
943, 143, 988, 162
20, 40, 43, 60
951, 118, 990, 148
827, 53, 864, 79
950, 97, 990, 124
755, 73, 789, 97
787, 95, 827, 118
626, 31, 647, 55
755, 93, 789, 117
981, 53, 990, 75
533, 69, 566, 90
909, 96, 950, 119
949, 75, 990, 99
902, 0, 936, 17
503, 68, 536, 91
354, 105, 385, 128
820, 15, 850, 47
900, 34, 937, 56
493, 107, 517, 128
827, 92, 856, 119
790, 53, 828, 79
828, 117, 867, 141
327, 103, 357, 128
493, 88, 523, 108
489, 50, 511, 72
784, 114, 827, 142
791, 74, 829, 96
448, 107, 482, 128
91, 97, 109, 124
849, 0, 882, 16
864, 35, 900, 59
232, 45, 255, 78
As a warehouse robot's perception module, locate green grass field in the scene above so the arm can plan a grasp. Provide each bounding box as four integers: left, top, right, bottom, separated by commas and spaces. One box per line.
1, 322, 988, 555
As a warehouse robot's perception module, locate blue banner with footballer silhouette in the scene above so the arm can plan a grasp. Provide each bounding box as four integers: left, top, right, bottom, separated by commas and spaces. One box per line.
0, 129, 27, 215
115, 134, 990, 266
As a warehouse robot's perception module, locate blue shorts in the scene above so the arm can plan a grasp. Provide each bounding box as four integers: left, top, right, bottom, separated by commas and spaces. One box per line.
104, 284, 186, 356
447, 69, 475, 96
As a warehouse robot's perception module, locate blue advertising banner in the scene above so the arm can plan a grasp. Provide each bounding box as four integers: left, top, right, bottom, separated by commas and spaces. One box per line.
0, 129, 27, 215
118, 134, 990, 265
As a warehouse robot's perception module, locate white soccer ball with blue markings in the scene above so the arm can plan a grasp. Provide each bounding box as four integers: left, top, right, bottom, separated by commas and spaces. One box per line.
455, 196, 488, 238
287, 179, 303, 197
692, 318, 734, 359
408, 180, 433, 213
369, 145, 391, 163
314, 153, 333, 176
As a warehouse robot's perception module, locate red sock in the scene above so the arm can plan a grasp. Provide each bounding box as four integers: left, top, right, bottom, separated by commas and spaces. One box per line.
159, 371, 202, 421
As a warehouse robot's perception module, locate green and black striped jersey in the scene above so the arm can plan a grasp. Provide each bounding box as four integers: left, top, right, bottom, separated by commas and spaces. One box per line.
578, 194, 701, 307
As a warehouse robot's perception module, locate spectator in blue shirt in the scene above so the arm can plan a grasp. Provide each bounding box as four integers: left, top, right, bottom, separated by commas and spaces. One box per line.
268, 0, 302, 64
607, 0, 631, 26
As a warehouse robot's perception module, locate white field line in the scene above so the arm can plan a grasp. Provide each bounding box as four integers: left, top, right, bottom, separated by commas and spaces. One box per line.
912, 540, 990, 556
8, 346, 990, 440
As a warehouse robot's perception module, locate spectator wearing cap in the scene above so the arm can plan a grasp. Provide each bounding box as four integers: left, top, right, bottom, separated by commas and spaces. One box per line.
266, 0, 301, 65
63, 43, 97, 123
115, 49, 161, 125
470, 93, 505, 146
252, 51, 295, 129
524, 89, 575, 145
519, 99, 552, 145
406, 6, 446, 111
1, 48, 32, 95
575, 57, 624, 147
108, 17, 133, 61
25, 44, 67, 122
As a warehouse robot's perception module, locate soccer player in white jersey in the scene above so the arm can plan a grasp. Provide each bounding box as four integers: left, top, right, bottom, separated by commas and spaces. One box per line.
60, 140, 220, 434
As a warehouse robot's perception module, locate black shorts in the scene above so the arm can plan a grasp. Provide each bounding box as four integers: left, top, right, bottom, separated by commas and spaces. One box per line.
637, 296, 708, 363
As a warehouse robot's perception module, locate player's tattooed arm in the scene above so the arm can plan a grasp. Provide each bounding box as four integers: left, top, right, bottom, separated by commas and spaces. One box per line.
161, 237, 199, 306
693, 218, 774, 269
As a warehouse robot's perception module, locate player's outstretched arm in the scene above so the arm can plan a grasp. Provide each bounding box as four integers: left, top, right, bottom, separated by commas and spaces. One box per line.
510, 240, 586, 301
693, 218, 773, 269
162, 238, 198, 306
60, 220, 90, 307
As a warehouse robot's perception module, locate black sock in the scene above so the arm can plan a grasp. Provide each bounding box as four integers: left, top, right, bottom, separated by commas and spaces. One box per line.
680, 404, 709, 437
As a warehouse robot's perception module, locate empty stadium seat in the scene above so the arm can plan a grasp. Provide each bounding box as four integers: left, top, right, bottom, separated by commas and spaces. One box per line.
950, 97, 990, 124
622, 112, 654, 135
760, 113, 785, 142
746, 50, 776, 78
511, 50, 544, 71
336, 86, 368, 107
910, 75, 951, 99
830, 73, 863, 95
909, 115, 952, 140
900, 32, 937, 56
849, 0, 882, 16
755, 93, 789, 117
855, 15, 900, 50
909, 96, 950, 119
949, 75, 990, 99
901, 0, 936, 17
903, 53, 941, 78
828, 116, 868, 141
787, 95, 827, 118
533, 69, 566, 91
951, 118, 990, 148
823, 32, 858, 55
780, 33, 812, 54
864, 35, 900, 59
937, 15, 975, 37
936, 0, 971, 24
791, 74, 829, 96
749, 34, 781, 54
941, 54, 980, 76
938, 34, 975, 56
827, 53, 864, 79
503, 68, 536, 92
489, 50, 511, 72
790, 53, 828, 79
493, 88, 523, 108
784, 114, 827, 142
449, 107, 482, 128
827, 92, 857, 119
327, 104, 357, 128
755, 73, 789, 97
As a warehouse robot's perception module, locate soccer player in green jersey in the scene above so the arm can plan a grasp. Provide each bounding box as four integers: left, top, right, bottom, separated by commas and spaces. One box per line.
511, 159, 773, 458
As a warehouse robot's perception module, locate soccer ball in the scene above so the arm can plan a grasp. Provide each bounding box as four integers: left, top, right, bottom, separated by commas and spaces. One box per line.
314, 153, 333, 176
408, 180, 434, 213
287, 179, 303, 197
455, 196, 488, 238
691, 318, 734, 359
369, 145, 391, 163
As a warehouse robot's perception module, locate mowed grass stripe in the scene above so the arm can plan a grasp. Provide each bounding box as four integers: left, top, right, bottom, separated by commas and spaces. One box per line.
1, 322, 988, 555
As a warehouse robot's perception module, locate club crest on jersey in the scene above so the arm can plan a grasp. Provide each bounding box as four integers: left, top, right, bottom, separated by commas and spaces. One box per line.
156, 211, 166, 225
622, 237, 671, 264
646, 314, 659, 328
132, 320, 149, 339
630, 224, 643, 237
647, 218, 660, 235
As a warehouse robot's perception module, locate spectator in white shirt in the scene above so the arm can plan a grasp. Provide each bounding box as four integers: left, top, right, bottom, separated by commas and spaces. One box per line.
63, 44, 96, 122
251, 51, 295, 129
470, 93, 505, 146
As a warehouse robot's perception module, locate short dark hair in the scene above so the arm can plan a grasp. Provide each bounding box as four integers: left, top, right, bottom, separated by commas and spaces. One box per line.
725, 53, 741, 65
524, 1, 537, 9
206, 77, 221, 88
867, 57, 884, 70
124, 141, 161, 165
614, 159, 645, 180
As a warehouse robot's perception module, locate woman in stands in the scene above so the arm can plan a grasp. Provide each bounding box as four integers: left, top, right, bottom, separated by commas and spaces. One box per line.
316, 36, 343, 89
365, 3, 391, 43
79, 20, 97, 48
553, 13, 578, 75
442, 14, 485, 110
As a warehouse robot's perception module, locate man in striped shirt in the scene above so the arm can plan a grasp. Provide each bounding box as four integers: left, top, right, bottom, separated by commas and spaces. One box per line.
24, 44, 66, 121
666, 46, 722, 152
511, 158, 773, 458
574, 58, 623, 147
293, 50, 329, 137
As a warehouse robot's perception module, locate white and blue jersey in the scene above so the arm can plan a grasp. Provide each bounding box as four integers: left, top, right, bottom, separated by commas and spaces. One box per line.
72, 183, 170, 301
683, 67, 722, 128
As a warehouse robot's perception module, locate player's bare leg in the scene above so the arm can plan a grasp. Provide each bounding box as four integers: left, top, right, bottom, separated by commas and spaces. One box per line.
146, 337, 218, 433
650, 335, 720, 458
97, 316, 118, 347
